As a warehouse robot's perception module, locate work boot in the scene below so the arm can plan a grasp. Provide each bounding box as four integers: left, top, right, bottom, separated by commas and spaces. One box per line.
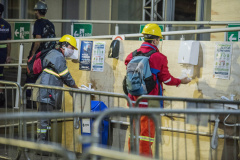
0, 92, 5, 107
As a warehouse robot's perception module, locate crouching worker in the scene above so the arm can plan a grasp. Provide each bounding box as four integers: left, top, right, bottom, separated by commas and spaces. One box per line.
33, 35, 78, 143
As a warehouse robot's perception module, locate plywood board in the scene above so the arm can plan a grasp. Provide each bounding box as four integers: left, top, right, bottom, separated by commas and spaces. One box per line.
62, 39, 240, 154
211, 0, 240, 41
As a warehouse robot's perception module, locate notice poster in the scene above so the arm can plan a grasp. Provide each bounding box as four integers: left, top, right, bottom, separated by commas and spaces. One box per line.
213, 43, 232, 79
91, 41, 106, 72
79, 41, 93, 71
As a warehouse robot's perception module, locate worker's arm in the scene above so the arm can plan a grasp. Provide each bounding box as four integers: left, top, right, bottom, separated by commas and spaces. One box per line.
31, 35, 41, 57
6, 38, 11, 63
54, 56, 77, 88
158, 56, 181, 86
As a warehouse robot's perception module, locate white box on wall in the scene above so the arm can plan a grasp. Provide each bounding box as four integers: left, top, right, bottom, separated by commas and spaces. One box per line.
178, 41, 200, 65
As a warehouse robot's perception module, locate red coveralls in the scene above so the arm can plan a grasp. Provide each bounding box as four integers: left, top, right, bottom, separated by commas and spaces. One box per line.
125, 42, 181, 157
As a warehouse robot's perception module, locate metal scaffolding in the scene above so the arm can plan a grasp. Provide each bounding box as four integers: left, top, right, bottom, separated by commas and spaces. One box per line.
142, 0, 165, 21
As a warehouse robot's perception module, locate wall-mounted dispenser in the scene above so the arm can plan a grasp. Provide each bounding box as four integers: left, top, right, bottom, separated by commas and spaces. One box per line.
178, 41, 200, 77
108, 40, 120, 59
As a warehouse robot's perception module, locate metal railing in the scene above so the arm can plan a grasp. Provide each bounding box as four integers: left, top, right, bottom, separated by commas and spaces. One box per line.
0, 137, 77, 160
21, 83, 132, 156
1, 26, 240, 45
135, 95, 240, 155
5, 19, 239, 39
22, 83, 132, 110
0, 26, 240, 107
0, 111, 99, 160
0, 80, 22, 109
135, 95, 240, 107
0, 96, 240, 159
5, 19, 240, 25
90, 108, 240, 160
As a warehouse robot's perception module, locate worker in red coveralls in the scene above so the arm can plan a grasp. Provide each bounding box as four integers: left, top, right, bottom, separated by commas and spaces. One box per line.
124, 23, 191, 157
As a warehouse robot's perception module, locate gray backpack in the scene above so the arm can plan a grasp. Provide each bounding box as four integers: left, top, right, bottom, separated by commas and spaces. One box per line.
125, 50, 156, 96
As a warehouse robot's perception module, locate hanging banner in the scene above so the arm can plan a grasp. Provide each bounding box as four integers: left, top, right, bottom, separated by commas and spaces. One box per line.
213, 42, 232, 79
79, 41, 93, 71
91, 41, 106, 72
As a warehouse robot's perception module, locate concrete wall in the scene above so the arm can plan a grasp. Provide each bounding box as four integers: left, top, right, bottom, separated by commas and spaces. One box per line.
46, 0, 62, 37
90, 0, 111, 35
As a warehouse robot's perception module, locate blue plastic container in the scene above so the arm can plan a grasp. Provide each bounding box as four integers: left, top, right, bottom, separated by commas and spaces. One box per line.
81, 100, 109, 151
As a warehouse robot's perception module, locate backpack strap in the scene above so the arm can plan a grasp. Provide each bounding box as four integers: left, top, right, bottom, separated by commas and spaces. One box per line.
132, 50, 138, 57
144, 50, 157, 57
132, 49, 157, 57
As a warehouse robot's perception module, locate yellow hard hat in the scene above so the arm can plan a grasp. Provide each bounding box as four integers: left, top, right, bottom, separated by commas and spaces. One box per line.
59, 35, 78, 50
142, 23, 162, 39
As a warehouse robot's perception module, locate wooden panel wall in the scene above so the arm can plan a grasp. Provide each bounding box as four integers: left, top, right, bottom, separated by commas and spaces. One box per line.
63, 39, 240, 156
211, 0, 240, 41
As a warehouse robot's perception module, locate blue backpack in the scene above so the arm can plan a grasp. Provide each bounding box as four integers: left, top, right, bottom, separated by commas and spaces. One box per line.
126, 50, 156, 96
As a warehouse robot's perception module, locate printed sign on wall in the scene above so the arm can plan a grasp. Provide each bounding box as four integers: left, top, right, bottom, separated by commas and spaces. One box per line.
213, 42, 232, 79
91, 41, 106, 72
79, 41, 93, 71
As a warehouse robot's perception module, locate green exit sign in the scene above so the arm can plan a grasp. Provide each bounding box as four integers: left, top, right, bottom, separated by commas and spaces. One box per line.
227, 24, 240, 42
73, 23, 92, 37
14, 22, 31, 40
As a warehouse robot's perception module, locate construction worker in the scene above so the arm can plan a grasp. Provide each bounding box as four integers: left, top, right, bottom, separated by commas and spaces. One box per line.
26, 1, 56, 104
0, 3, 11, 106
124, 23, 191, 157
30, 1, 55, 58
33, 35, 78, 144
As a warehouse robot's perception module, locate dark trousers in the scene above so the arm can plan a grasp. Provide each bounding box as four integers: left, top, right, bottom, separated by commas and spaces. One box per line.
0, 48, 7, 80
37, 102, 53, 143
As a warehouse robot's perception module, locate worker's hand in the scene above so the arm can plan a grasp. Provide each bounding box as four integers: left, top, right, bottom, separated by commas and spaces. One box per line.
181, 77, 191, 84
72, 84, 78, 89
6, 56, 11, 63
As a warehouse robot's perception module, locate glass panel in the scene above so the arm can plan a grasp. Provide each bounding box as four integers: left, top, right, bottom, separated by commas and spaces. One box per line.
111, 0, 142, 38
27, 0, 38, 19
175, 0, 196, 21
8, 0, 19, 19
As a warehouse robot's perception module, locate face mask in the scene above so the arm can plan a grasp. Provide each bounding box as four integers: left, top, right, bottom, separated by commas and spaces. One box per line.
154, 39, 160, 49
154, 42, 160, 49
63, 46, 74, 57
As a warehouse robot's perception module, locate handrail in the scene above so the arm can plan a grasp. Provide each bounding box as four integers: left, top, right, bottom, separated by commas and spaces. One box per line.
0, 80, 22, 109
0, 63, 27, 66
5, 19, 240, 25
92, 108, 240, 158
22, 84, 131, 107
1, 27, 240, 44
135, 95, 240, 107
81, 145, 157, 160
0, 137, 77, 160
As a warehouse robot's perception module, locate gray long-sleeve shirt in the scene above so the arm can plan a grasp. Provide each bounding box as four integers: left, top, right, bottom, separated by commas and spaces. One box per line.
33, 49, 75, 107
